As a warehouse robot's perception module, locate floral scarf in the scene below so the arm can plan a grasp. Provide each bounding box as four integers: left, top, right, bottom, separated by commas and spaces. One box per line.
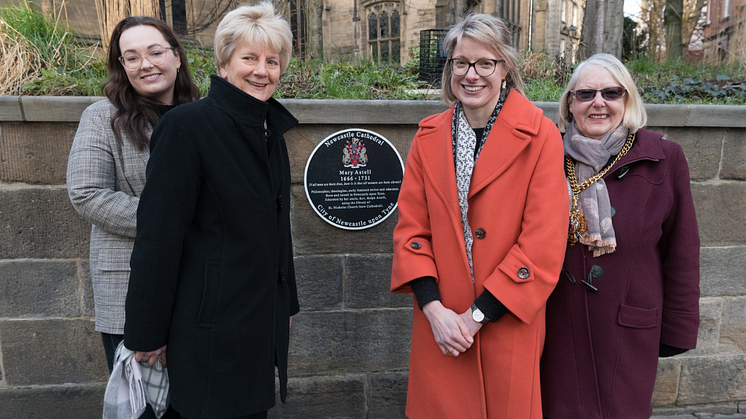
563, 122, 629, 256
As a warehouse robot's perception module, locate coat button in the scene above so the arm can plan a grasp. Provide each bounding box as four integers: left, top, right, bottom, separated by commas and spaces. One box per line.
278, 270, 285, 283
517, 267, 530, 279
616, 165, 630, 178
610, 206, 616, 217
411, 241, 421, 250
276, 196, 284, 211
582, 265, 604, 292
475, 228, 486, 239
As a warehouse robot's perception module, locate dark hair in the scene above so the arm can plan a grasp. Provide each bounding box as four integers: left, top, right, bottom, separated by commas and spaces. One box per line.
104, 16, 200, 151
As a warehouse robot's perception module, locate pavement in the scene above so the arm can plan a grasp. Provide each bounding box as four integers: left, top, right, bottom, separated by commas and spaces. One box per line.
650, 415, 746, 418
650, 405, 746, 418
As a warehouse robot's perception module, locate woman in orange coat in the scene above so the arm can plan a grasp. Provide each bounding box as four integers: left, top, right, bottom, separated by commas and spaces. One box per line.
391, 14, 569, 419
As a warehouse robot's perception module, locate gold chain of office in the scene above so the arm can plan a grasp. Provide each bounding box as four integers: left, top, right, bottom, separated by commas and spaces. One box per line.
566, 132, 636, 246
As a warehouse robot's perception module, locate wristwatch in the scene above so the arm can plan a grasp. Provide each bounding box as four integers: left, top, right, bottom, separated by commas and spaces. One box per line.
471, 304, 489, 325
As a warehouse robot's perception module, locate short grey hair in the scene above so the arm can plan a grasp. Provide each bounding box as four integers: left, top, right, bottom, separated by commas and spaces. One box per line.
558, 53, 647, 133
214, 2, 293, 73
440, 13, 524, 105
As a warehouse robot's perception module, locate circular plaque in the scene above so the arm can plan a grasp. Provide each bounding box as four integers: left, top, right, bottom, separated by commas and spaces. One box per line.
304, 129, 404, 230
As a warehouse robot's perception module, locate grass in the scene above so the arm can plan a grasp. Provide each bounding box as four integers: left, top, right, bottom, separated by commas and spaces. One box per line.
0, 1, 103, 95
276, 58, 422, 100
3, 2, 745, 104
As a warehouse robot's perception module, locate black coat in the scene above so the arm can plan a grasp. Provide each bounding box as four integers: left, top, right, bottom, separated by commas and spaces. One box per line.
125, 75, 300, 418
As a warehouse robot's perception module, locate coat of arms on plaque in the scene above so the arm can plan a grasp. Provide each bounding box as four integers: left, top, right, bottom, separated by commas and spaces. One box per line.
343, 138, 367, 168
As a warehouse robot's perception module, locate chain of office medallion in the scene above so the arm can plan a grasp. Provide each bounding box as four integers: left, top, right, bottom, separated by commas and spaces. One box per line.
566, 132, 636, 195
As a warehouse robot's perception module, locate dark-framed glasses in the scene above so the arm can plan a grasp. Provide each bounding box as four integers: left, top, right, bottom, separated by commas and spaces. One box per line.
119, 47, 176, 70
571, 87, 626, 102
448, 58, 505, 77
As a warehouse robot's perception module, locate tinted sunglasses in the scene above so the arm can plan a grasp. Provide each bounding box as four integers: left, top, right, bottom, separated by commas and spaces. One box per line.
571, 87, 626, 102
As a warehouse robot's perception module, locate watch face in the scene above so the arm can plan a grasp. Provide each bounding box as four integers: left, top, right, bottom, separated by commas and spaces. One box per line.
472, 309, 485, 323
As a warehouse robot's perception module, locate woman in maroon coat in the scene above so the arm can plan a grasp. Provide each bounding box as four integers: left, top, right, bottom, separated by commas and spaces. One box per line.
540, 53, 701, 419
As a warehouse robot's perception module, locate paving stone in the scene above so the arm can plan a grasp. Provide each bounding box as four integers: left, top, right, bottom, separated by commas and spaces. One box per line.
268, 374, 366, 419
288, 309, 412, 375
368, 371, 408, 419
652, 402, 743, 417
0, 383, 106, 419
653, 358, 681, 406
0, 122, 77, 184
0, 187, 90, 259
722, 130, 746, 180
294, 255, 344, 311
291, 186, 397, 255
345, 254, 412, 309
0, 260, 80, 317
721, 297, 746, 352
657, 127, 724, 181
700, 246, 746, 297
0, 318, 108, 385
691, 182, 746, 246
677, 354, 746, 405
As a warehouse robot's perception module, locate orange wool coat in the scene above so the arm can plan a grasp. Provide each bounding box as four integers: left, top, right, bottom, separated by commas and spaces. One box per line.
391, 91, 569, 419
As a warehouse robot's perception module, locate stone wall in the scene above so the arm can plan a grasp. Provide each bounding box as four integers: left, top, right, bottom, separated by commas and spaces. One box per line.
0, 96, 744, 418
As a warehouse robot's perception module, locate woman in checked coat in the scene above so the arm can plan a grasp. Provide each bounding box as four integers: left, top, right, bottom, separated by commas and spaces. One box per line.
66, 16, 199, 373
390, 14, 569, 419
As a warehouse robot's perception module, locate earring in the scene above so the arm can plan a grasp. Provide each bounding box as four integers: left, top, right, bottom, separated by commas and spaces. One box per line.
177, 66, 180, 73
501, 79, 506, 89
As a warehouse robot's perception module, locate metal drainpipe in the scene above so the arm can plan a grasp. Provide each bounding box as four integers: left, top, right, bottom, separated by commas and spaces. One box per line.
353, 0, 360, 53
528, 0, 534, 50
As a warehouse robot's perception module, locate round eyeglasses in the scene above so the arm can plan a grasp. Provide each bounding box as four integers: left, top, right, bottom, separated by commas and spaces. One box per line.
119, 47, 176, 70
448, 58, 505, 77
570, 87, 626, 102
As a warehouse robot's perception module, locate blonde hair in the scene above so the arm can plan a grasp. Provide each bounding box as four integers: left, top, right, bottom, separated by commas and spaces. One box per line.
558, 53, 647, 133
214, 2, 293, 72
440, 13, 524, 104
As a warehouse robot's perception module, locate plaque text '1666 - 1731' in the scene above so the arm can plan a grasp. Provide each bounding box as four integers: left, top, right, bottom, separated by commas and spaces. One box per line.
304, 129, 404, 230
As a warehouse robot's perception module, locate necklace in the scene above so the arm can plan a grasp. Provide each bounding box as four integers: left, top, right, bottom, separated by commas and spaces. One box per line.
566, 132, 636, 246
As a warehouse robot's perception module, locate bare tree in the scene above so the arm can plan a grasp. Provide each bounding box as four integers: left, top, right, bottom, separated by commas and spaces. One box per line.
664, 0, 683, 59
305, 0, 322, 58
640, 0, 665, 60
593, 0, 606, 53
95, 0, 159, 51
580, 0, 624, 58
682, 0, 706, 52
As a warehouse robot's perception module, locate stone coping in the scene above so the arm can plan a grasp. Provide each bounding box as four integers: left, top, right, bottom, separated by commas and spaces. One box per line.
1, 95, 744, 127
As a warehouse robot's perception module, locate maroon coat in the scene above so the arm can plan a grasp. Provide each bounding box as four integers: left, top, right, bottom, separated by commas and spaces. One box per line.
541, 128, 700, 419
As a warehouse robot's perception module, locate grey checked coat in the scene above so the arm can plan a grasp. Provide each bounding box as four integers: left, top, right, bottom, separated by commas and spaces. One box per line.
67, 99, 149, 334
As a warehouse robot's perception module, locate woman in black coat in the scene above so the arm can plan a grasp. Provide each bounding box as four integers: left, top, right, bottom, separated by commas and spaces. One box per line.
124, 3, 299, 418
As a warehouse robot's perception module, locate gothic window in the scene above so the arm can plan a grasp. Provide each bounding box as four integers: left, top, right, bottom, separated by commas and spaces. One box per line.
561, 0, 567, 23
497, 0, 522, 48
367, 3, 401, 64
572, 3, 578, 27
